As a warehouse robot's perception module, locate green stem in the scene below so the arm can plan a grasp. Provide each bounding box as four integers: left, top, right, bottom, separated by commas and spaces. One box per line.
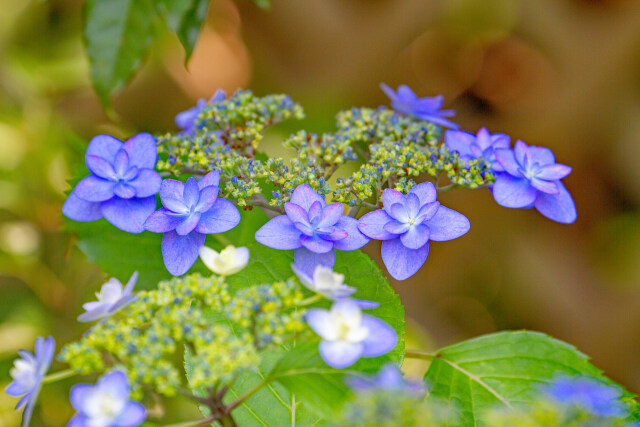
297, 294, 323, 306
42, 369, 76, 384
213, 234, 232, 247
436, 183, 457, 193
162, 416, 215, 427
404, 350, 436, 361
227, 378, 269, 411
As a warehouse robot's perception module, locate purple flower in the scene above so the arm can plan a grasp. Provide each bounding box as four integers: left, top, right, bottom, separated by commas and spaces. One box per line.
63, 133, 162, 233
542, 376, 628, 418
144, 171, 240, 276
347, 363, 424, 395
445, 127, 510, 171
5, 336, 55, 427
493, 140, 576, 224
255, 184, 370, 277
175, 89, 226, 134
68, 371, 146, 427
306, 299, 397, 369
77, 272, 138, 323
358, 182, 470, 281
380, 83, 459, 129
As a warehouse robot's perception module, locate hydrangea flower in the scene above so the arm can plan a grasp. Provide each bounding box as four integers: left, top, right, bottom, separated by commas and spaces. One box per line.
380, 83, 459, 129
542, 376, 628, 418
292, 264, 356, 299
175, 89, 226, 134
305, 298, 397, 369
493, 140, 577, 224
199, 245, 249, 276
63, 133, 162, 233
77, 272, 138, 322
347, 363, 424, 394
445, 127, 510, 171
358, 182, 470, 280
255, 184, 369, 276
144, 171, 241, 276
68, 370, 146, 427
5, 336, 55, 427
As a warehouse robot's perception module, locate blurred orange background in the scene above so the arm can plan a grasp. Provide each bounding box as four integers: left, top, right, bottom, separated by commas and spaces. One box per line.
1, 0, 640, 424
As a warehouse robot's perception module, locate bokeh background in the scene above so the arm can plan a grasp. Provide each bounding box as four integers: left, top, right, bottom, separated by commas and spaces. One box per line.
2, 0, 640, 424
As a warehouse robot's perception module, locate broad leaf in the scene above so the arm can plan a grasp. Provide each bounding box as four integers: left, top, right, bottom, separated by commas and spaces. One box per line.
84, 0, 156, 106
424, 330, 638, 426
156, 0, 210, 60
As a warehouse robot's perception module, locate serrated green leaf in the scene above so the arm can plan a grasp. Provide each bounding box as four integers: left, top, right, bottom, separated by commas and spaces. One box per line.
83, 0, 156, 107
424, 330, 638, 426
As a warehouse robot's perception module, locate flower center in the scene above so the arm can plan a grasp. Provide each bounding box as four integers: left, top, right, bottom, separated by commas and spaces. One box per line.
85, 390, 126, 421
11, 359, 37, 389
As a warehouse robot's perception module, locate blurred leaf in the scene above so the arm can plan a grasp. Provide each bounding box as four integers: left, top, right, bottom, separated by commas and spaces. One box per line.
250, 0, 271, 10
83, 0, 156, 107
156, 0, 210, 61
424, 331, 638, 426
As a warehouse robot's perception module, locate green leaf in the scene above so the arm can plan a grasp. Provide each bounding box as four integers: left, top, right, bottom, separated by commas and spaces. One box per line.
83, 0, 156, 106
250, 0, 271, 10
156, 0, 210, 60
424, 330, 638, 426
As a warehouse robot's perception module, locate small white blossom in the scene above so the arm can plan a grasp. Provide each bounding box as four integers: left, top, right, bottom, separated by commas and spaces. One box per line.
199, 245, 249, 276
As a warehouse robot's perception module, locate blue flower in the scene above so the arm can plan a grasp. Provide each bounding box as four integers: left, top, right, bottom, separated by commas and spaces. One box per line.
358, 182, 470, 280
68, 370, 146, 427
542, 376, 628, 418
5, 336, 55, 427
77, 272, 138, 323
493, 140, 576, 224
63, 133, 162, 233
175, 89, 226, 134
380, 83, 459, 129
255, 184, 370, 277
445, 127, 510, 171
144, 171, 241, 276
305, 299, 397, 369
347, 363, 424, 394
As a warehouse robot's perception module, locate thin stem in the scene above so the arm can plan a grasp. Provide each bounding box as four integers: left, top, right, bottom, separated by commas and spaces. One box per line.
162, 415, 216, 427
227, 378, 269, 411
353, 142, 369, 160
42, 369, 75, 384
213, 234, 232, 247
404, 350, 436, 361
436, 183, 457, 193
297, 294, 323, 306
347, 205, 361, 218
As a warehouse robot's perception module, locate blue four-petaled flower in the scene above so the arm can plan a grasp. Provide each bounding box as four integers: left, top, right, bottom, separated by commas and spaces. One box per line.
542, 376, 628, 418
380, 83, 459, 129
445, 127, 510, 171
63, 133, 162, 233
493, 140, 576, 224
144, 171, 241, 276
77, 272, 138, 323
358, 182, 470, 281
255, 184, 370, 277
68, 370, 146, 427
175, 89, 226, 135
5, 336, 55, 427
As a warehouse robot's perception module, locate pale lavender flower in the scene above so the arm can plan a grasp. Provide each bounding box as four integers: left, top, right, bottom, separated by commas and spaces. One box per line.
78, 272, 138, 322
380, 83, 458, 129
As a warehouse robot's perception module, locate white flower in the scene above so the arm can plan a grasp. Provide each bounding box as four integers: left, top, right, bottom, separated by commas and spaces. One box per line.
199, 245, 249, 276
292, 264, 356, 299
77, 272, 138, 323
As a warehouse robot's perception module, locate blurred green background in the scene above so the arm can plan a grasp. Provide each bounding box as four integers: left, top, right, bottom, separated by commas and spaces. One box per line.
2, 0, 640, 425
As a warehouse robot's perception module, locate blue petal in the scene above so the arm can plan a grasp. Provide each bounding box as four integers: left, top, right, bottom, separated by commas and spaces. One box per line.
294, 247, 335, 278
255, 215, 303, 250
381, 188, 404, 212
408, 182, 437, 206
415, 201, 440, 223
383, 220, 409, 235
308, 201, 323, 225
114, 401, 147, 427
123, 133, 157, 170
159, 179, 188, 214
514, 140, 528, 166
494, 149, 524, 178
128, 169, 162, 198
144, 208, 183, 233
21, 390, 38, 427
197, 170, 220, 190
195, 199, 240, 234
389, 203, 409, 223
182, 177, 200, 209
535, 164, 571, 181
444, 130, 474, 157
361, 315, 397, 357
531, 178, 558, 194
332, 216, 370, 251
161, 230, 205, 276
194, 185, 219, 213
305, 309, 333, 339
35, 336, 55, 373
528, 145, 555, 166
534, 181, 577, 224
399, 224, 430, 249
63, 191, 103, 221
301, 234, 334, 253
404, 193, 421, 217
176, 212, 201, 236
290, 184, 326, 211
86, 155, 117, 180
69, 384, 92, 411
74, 175, 115, 202
415, 113, 459, 129
113, 149, 130, 177
113, 182, 136, 199
319, 341, 363, 369
77, 304, 110, 322
381, 238, 429, 281
380, 83, 397, 101
284, 202, 310, 226
85, 134, 122, 165
424, 206, 470, 241
317, 203, 343, 228
100, 196, 157, 234
66, 415, 86, 427
97, 371, 129, 398
357, 209, 396, 240
493, 174, 538, 208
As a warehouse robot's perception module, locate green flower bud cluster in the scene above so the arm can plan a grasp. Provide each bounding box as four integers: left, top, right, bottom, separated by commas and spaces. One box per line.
339, 391, 455, 427
156, 91, 495, 213
60, 274, 308, 400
